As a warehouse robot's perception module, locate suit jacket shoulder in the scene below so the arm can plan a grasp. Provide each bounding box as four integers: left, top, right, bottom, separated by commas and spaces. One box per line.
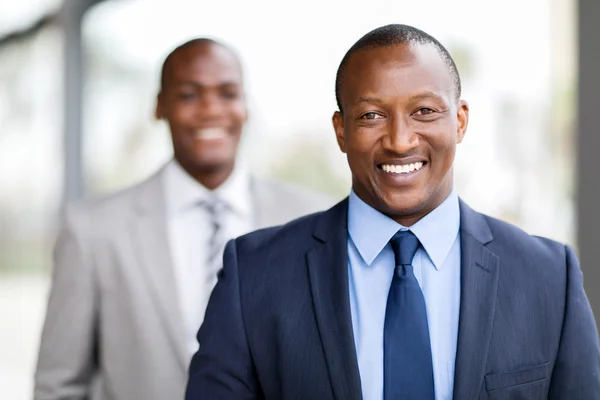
477, 211, 571, 274
62, 168, 164, 238
457, 202, 600, 398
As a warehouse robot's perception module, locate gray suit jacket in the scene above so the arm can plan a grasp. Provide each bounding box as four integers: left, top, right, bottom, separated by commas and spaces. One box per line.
34, 164, 334, 400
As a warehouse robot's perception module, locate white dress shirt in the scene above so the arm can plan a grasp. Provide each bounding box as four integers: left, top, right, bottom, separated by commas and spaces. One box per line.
163, 159, 253, 356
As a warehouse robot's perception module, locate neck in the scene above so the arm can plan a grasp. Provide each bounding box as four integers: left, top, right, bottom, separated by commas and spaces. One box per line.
192, 170, 232, 190
392, 181, 454, 227
177, 160, 234, 190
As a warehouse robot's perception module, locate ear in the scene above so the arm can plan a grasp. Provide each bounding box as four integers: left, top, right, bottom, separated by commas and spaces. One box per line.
456, 100, 469, 144
332, 111, 347, 153
155, 92, 164, 120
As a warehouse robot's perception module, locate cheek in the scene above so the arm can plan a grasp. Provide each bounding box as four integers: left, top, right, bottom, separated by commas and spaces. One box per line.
429, 138, 457, 178
167, 111, 195, 132
347, 129, 379, 154
425, 126, 457, 155
344, 126, 382, 165
229, 102, 247, 123
346, 146, 374, 174
440, 137, 457, 161
169, 132, 191, 155
168, 123, 185, 140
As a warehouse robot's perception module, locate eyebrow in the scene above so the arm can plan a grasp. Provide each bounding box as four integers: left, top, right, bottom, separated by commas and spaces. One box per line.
356, 91, 447, 104
175, 81, 241, 89
408, 91, 446, 102
357, 96, 383, 104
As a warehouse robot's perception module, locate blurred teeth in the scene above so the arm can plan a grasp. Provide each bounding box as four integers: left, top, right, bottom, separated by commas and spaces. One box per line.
381, 162, 424, 174
194, 128, 227, 140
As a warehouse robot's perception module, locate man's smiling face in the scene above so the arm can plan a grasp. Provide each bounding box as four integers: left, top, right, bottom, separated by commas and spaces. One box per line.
332, 43, 469, 226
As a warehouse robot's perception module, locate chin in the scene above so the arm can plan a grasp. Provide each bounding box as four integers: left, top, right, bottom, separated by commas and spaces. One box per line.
382, 187, 423, 206
377, 190, 430, 218
386, 200, 425, 217
182, 157, 227, 173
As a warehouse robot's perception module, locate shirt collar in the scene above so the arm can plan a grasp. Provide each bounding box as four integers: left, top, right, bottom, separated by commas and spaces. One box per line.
163, 158, 252, 217
348, 188, 460, 270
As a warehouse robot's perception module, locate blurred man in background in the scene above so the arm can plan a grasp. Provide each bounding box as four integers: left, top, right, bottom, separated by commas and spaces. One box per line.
34, 38, 332, 400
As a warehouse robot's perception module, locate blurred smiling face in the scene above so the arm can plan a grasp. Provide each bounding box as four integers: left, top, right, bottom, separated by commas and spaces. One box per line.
333, 43, 469, 226
156, 42, 247, 177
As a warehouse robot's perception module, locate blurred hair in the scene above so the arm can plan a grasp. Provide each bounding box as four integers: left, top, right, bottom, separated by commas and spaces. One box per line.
159, 38, 242, 91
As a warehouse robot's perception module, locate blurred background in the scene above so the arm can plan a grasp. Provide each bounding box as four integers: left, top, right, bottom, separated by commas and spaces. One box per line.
1, 0, 594, 398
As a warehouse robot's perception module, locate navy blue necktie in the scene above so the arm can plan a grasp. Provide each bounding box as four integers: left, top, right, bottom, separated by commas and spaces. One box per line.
384, 230, 435, 400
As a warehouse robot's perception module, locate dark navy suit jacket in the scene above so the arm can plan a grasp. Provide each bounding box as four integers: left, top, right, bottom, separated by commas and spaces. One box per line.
186, 199, 600, 399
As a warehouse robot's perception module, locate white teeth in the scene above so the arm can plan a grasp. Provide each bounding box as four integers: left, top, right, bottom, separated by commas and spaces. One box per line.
194, 128, 227, 140
381, 162, 424, 174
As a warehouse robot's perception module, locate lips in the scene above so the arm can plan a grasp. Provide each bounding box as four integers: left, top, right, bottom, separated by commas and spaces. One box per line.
194, 127, 228, 140
378, 160, 427, 175
379, 161, 425, 174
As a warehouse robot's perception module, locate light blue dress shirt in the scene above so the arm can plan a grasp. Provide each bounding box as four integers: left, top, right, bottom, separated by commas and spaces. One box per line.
347, 189, 461, 400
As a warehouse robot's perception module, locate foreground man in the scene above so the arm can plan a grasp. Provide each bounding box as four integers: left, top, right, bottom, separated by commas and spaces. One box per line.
186, 26, 600, 400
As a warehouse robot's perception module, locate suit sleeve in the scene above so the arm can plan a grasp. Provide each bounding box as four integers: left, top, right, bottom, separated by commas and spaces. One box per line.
34, 208, 98, 400
549, 245, 600, 399
186, 239, 261, 400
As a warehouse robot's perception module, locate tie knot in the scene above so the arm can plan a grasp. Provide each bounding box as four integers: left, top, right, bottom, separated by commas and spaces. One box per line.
201, 197, 226, 216
390, 230, 420, 266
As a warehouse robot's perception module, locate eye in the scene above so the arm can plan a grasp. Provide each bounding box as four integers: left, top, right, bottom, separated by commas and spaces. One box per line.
178, 92, 197, 101
360, 112, 383, 120
220, 90, 240, 100
414, 107, 435, 115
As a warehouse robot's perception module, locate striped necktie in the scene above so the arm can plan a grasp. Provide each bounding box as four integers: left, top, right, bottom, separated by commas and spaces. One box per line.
202, 197, 227, 272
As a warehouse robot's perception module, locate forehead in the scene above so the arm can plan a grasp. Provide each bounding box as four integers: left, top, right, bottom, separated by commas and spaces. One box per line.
165, 43, 243, 86
340, 43, 453, 103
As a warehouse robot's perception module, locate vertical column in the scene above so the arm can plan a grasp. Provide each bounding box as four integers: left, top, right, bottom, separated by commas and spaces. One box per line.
60, 0, 97, 204
578, 0, 600, 324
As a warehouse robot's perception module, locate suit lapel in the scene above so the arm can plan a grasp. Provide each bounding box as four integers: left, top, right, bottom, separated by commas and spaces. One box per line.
307, 199, 362, 400
453, 200, 500, 400
130, 170, 189, 371
303, 197, 500, 399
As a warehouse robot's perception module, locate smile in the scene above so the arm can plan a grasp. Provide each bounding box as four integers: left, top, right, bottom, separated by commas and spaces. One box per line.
194, 128, 228, 140
379, 161, 425, 175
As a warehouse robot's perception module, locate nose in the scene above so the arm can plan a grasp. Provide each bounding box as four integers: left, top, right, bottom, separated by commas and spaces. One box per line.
197, 92, 226, 120
384, 115, 418, 154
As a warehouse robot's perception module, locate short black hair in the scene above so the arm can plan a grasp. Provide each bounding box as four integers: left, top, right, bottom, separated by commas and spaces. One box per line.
335, 24, 461, 113
159, 38, 241, 91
